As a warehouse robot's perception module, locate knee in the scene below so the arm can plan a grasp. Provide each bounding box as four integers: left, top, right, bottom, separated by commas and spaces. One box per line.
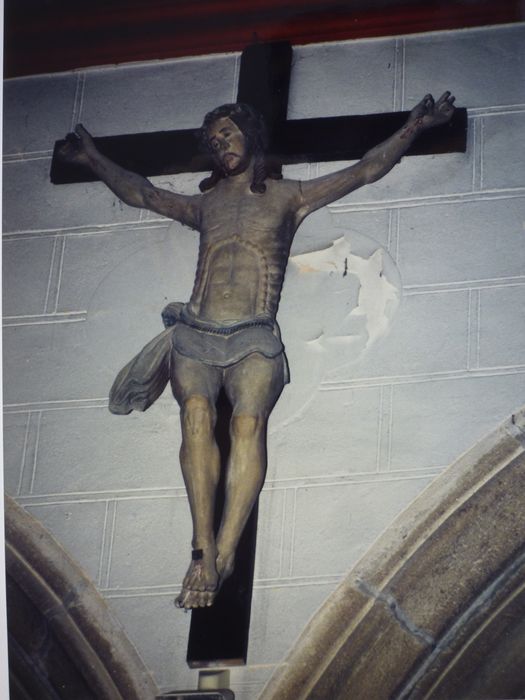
182, 395, 216, 439
230, 414, 264, 441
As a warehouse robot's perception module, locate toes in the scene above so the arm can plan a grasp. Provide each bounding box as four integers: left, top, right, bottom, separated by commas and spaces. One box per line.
191, 591, 212, 608
174, 591, 188, 609
176, 555, 220, 610
195, 591, 214, 607
175, 589, 194, 609
189, 591, 204, 608
180, 589, 199, 609
174, 587, 217, 609
197, 592, 208, 607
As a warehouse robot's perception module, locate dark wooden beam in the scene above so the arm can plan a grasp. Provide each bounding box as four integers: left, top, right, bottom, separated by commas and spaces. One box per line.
50, 108, 467, 185
186, 391, 257, 668
275, 108, 468, 162
236, 41, 292, 136
186, 42, 294, 669
50, 130, 212, 185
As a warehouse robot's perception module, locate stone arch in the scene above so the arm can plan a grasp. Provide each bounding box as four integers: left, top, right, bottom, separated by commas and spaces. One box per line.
261, 407, 525, 700
5, 495, 159, 700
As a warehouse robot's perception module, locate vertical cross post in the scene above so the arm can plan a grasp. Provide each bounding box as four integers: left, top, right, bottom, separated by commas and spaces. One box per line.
187, 42, 293, 668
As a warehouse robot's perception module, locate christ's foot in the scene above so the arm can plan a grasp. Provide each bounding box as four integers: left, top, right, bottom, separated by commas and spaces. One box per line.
174, 548, 219, 609
216, 551, 235, 583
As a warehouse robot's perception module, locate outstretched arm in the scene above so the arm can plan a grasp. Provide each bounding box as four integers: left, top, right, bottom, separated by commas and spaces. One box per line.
59, 125, 201, 229
297, 92, 456, 219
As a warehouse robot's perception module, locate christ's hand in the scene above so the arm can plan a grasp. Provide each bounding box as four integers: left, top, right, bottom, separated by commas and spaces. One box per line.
408, 92, 456, 131
58, 124, 96, 166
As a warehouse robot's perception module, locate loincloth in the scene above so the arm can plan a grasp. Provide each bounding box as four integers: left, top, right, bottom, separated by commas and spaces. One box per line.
109, 304, 289, 415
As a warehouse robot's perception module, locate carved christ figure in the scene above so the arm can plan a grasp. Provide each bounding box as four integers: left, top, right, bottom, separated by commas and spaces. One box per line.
60, 92, 455, 609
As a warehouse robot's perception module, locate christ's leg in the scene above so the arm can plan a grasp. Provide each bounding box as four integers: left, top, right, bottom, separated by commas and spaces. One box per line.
170, 351, 222, 609
216, 352, 285, 583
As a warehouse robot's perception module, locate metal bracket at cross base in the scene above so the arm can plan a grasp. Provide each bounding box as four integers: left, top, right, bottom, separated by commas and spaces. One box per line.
158, 670, 234, 699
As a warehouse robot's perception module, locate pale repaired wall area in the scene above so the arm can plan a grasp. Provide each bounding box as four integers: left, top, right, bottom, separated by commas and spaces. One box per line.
3, 24, 525, 699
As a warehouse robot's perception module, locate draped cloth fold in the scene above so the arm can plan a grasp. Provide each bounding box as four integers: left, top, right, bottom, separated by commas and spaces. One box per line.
108, 327, 173, 415
108, 303, 288, 416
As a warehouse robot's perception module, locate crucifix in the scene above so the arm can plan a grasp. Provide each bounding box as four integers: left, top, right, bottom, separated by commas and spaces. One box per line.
52, 41, 466, 669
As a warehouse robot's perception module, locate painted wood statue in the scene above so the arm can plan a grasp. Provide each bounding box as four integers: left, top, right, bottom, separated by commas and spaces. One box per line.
59, 92, 455, 609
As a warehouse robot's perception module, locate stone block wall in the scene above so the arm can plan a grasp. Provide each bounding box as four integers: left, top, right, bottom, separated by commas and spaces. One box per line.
3, 23, 525, 698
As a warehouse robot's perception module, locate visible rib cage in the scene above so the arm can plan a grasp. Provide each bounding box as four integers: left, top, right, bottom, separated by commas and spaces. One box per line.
189, 235, 274, 320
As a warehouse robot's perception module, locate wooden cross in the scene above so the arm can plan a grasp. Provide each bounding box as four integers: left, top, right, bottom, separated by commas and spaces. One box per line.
50, 42, 467, 669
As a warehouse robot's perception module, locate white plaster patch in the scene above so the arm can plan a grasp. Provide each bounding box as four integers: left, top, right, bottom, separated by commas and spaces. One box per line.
272, 230, 401, 432
290, 235, 400, 351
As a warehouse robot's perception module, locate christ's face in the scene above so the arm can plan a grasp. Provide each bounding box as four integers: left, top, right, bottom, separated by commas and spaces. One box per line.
207, 117, 250, 174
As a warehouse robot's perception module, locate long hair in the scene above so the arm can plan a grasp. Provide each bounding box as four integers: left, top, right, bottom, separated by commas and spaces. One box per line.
198, 103, 281, 194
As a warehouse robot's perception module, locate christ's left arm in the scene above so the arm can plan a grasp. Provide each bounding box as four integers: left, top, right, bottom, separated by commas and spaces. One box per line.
296, 92, 455, 220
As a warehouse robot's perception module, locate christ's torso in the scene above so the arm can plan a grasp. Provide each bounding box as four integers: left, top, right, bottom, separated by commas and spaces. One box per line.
187, 177, 304, 324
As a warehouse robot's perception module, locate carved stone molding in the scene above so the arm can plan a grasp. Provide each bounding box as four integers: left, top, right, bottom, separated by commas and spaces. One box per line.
5, 495, 159, 700
261, 407, 525, 699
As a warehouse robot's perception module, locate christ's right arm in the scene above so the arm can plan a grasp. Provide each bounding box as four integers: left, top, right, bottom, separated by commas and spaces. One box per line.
59, 124, 202, 229
296, 92, 455, 221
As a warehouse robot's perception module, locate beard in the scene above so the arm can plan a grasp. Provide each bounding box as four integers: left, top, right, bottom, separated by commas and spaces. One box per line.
216, 151, 252, 177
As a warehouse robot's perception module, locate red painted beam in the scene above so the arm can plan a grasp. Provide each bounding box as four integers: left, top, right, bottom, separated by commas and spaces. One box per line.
5, 0, 523, 77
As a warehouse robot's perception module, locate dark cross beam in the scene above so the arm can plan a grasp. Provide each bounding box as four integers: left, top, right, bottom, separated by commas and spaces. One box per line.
49, 41, 467, 669
50, 42, 467, 185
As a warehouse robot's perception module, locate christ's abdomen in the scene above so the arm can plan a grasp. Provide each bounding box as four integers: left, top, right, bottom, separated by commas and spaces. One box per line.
192, 238, 269, 323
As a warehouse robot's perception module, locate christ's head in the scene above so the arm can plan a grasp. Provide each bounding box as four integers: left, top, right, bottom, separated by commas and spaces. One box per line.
199, 103, 277, 194
206, 116, 250, 176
